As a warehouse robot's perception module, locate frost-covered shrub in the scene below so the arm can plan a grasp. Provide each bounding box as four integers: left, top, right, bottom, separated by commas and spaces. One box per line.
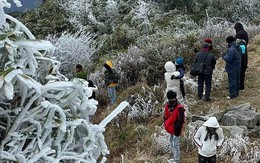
46, 30, 97, 78
151, 125, 171, 154
124, 84, 163, 123
220, 134, 260, 163
130, 0, 153, 34
114, 46, 145, 87
0, 2, 111, 162
182, 122, 198, 151
207, 0, 260, 22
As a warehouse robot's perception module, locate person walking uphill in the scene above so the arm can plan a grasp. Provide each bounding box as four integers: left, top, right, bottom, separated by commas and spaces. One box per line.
164, 90, 186, 163
222, 36, 241, 99
104, 60, 120, 104
193, 117, 224, 163
194, 44, 216, 101
234, 22, 249, 91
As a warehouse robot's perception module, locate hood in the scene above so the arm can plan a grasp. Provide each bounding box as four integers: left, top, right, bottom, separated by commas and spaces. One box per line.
234, 23, 244, 32
164, 61, 176, 72
105, 60, 113, 68
203, 117, 220, 128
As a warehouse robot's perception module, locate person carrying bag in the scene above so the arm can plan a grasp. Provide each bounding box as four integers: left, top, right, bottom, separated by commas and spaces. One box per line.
191, 43, 216, 101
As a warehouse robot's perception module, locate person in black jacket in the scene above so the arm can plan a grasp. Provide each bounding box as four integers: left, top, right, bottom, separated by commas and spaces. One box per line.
194, 44, 216, 101
234, 23, 249, 91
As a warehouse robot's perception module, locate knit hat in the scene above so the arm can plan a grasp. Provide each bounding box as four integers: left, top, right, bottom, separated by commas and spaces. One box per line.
175, 57, 184, 65
76, 64, 83, 69
203, 117, 220, 128
234, 23, 243, 30
104, 60, 113, 68
226, 36, 236, 43
204, 38, 212, 44
166, 90, 177, 100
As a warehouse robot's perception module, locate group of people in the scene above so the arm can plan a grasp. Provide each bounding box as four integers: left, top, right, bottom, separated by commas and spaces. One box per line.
194, 22, 248, 100
163, 89, 224, 163
163, 22, 248, 163
74, 23, 248, 163
74, 60, 120, 104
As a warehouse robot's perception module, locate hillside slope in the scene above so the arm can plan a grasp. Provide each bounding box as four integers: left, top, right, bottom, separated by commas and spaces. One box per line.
180, 36, 260, 163
97, 36, 260, 163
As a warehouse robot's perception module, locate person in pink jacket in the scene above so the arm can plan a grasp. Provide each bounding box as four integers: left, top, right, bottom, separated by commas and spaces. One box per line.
193, 117, 224, 163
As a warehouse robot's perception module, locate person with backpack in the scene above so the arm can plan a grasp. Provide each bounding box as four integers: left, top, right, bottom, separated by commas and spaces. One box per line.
164, 61, 184, 104
164, 90, 186, 163
171, 57, 186, 100
193, 117, 224, 163
193, 43, 216, 101
104, 60, 120, 104
234, 22, 249, 91
222, 36, 241, 99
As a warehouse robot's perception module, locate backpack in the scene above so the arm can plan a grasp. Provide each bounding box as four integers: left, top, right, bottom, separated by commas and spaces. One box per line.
236, 39, 246, 55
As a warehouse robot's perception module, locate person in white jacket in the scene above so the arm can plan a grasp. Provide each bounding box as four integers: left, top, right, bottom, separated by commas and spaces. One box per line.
193, 117, 224, 163
164, 61, 184, 104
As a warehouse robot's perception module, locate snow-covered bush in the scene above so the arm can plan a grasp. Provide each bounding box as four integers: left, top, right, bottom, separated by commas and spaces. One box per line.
151, 125, 171, 154
0, 1, 112, 162
220, 134, 260, 162
46, 30, 97, 78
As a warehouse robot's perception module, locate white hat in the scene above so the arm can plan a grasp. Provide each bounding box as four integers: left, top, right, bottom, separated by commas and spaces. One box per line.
203, 117, 220, 128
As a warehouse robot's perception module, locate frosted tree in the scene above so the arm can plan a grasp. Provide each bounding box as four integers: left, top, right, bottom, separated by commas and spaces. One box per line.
58, 0, 102, 28
0, 1, 128, 162
105, 0, 119, 22
46, 30, 97, 78
131, 0, 151, 33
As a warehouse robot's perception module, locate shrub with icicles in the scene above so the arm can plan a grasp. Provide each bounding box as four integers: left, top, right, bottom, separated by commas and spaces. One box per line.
0, 1, 110, 162
46, 30, 97, 78
126, 84, 163, 124
219, 134, 260, 162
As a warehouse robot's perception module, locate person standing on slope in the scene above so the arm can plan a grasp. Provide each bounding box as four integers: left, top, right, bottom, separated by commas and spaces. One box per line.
193, 117, 224, 163
164, 90, 186, 163
234, 23, 249, 91
104, 60, 120, 105
171, 57, 186, 100
164, 61, 184, 104
193, 44, 216, 101
222, 36, 241, 99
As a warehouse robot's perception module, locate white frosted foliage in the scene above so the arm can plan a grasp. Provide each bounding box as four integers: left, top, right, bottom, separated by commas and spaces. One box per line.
0, 3, 124, 162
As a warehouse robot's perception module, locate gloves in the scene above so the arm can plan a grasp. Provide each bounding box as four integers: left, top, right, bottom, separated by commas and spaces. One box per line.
171, 75, 177, 80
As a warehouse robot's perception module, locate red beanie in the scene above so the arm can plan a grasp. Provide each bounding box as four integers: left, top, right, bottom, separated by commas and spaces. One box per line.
204, 38, 212, 44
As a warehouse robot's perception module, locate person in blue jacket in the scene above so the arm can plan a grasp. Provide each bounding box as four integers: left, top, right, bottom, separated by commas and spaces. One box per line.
171, 57, 186, 99
222, 36, 242, 99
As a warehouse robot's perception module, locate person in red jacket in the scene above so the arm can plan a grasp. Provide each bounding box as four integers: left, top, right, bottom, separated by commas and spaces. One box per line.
164, 90, 186, 163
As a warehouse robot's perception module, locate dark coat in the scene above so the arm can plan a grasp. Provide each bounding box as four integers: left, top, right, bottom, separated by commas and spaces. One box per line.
194, 52, 216, 75
223, 42, 241, 73
234, 23, 249, 44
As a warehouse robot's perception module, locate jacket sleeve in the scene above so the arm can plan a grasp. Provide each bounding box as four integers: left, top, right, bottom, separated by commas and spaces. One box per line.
175, 68, 185, 79
174, 107, 185, 136
193, 126, 203, 147
223, 48, 234, 62
163, 105, 169, 122
217, 128, 224, 147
